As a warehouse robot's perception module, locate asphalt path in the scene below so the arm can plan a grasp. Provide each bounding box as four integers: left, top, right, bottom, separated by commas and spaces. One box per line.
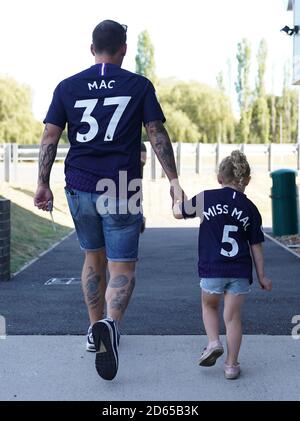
0, 228, 299, 336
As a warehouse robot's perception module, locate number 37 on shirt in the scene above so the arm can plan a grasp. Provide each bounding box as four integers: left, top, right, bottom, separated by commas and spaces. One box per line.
74, 96, 131, 143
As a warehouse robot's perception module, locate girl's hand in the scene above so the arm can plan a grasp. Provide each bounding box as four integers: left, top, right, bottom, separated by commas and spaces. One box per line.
259, 277, 272, 292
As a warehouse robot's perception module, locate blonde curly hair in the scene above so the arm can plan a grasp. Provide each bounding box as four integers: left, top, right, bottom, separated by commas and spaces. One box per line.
218, 150, 251, 187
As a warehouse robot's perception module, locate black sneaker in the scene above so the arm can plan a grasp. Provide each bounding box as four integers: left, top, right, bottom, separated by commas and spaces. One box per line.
86, 325, 96, 352
92, 318, 119, 380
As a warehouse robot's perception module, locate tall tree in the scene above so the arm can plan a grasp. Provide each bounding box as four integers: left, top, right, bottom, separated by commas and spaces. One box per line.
158, 80, 235, 143
235, 39, 252, 143
0, 77, 42, 144
256, 39, 268, 97
251, 39, 269, 143
267, 94, 277, 143
135, 30, 156, 83
282, 62, 294, 143
216, 71, 226, 93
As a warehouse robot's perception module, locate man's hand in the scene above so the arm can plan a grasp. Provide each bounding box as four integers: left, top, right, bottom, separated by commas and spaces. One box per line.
170, 179, 187, 207
259, 276, 272, 292
34, 185, 54, 212
172, 202, 184, 219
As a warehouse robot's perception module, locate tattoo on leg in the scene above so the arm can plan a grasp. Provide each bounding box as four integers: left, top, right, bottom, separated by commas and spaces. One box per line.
85, 266, 102, 310
109, 275, 130, 288
109, 277, 136, 313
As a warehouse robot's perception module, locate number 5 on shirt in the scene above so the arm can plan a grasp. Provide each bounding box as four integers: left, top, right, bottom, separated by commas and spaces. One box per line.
220, 225, 239, 258
74, 96, 131, 143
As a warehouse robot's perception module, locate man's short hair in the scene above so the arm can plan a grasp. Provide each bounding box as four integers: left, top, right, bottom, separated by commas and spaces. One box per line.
92, 20, 127, 55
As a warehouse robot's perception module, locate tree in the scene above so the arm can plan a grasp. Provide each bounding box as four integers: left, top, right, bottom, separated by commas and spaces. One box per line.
158, 79, 235, 143
250, 97, 270, 143
235, 39, 252, 143
280, 62, 299, 143
267, 94, 277, 143
256, 39, 268, 97
0, 77, 43, 144
135, 30, 156, 83
216, 71, 226, 93
250, 39, 269, 143
163, 103, 200, 143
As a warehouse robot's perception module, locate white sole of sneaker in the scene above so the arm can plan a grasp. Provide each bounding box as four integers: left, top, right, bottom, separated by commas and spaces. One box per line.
86, 345, 96, 352
199, 348, 224, 367
92, 320, 118, 381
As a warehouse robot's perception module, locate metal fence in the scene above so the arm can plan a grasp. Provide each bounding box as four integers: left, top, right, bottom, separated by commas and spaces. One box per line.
0, 144, 69, 182
1, 142, 300, 183
149, 142, 300, 179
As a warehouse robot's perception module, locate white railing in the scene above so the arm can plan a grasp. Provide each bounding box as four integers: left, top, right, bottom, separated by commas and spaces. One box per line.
15, 145, 69, 161
1, 142, 300, 182
146, 142, 300, 179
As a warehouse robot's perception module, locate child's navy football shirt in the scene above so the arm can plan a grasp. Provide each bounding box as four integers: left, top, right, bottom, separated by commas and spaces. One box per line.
44, 63, 165, 193
181, 187, 264, 283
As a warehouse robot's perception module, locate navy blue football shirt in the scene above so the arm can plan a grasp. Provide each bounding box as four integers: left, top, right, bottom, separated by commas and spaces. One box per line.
181, 187, 264, 283
44, 63, 165, 193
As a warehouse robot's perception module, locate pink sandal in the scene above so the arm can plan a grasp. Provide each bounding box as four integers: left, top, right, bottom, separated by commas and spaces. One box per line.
224, 363, 241, 380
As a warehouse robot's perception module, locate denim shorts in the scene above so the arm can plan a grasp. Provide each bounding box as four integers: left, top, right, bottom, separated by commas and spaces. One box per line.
200, 278, 251, 295
65, 187, 143, 262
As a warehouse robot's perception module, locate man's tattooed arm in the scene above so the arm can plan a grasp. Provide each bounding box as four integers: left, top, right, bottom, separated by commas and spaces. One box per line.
145, 120, 178, 181
38, 123, 62, 186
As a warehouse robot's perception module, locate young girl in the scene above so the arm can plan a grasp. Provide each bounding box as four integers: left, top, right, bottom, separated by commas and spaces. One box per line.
174, 150, 272, 380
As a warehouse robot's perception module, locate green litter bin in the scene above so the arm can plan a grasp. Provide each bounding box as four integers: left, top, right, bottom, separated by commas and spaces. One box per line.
270, 169, 299, 237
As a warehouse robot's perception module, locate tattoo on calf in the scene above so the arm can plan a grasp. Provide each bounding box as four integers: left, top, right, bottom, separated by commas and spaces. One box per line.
109, 275, 130, 288
85, 266, 102, 310
110, 276, 136, 313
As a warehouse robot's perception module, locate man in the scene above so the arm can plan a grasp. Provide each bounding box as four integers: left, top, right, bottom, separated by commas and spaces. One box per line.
140, 141, 147, 233
34, 20, 184, 381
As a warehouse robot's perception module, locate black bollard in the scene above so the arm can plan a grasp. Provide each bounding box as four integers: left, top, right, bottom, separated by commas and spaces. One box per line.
0, 199, 10, 281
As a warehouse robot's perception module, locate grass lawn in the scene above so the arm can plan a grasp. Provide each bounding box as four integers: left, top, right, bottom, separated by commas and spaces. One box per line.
10, 201, 72, 273
0, 183, 73, 274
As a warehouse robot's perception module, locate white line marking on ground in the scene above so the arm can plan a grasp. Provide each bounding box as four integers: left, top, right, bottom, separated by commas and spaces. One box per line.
12, 230, 75, 278
265, 232, 300, 260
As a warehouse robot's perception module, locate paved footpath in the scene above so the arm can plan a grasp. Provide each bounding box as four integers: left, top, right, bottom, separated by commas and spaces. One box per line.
0, 228, 300, 400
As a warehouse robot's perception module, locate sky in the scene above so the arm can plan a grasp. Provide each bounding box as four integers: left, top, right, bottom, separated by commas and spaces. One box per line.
0, 0, 295, 120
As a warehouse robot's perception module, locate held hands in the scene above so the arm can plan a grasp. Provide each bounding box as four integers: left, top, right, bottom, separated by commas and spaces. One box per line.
34, 185, 54, 212
259, 276, 272, 292
170, 179, 187, 207
170, 180, 187, 219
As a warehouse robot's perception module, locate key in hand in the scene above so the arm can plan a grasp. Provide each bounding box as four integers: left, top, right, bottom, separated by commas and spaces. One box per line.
47, 201, 56, 232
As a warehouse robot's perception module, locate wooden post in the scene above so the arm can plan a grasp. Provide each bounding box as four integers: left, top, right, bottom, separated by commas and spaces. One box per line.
151, 147, 156, 180
4, 144, 11, 183
215, 143, 220, 172
196, 142, 200, 174
268, 143, 273, 172
176, 142, 181, 176
0, 199, 10, 282
12, 143, 18, 182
